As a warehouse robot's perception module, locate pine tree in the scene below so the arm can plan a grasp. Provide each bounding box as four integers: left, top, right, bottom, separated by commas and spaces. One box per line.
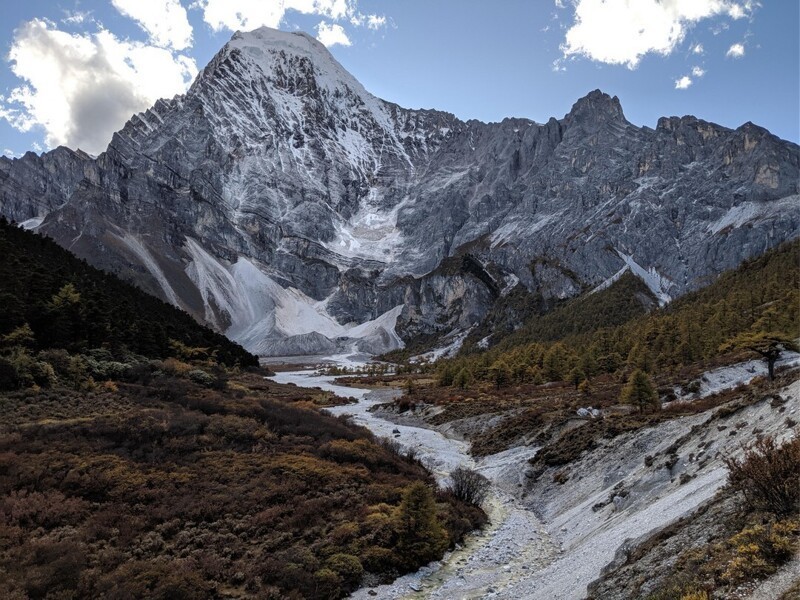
1, 323, 35, 349
620, 369, 659, 412
394, 482, 448, 568
567, 366, 587, 390
542, 342, 570, 382
437, 364, 456, 387
489, 359, 511, 389
453, 367, 473, 390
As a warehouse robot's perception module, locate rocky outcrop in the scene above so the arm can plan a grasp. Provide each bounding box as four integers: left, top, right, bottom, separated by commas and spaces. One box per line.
0, 146, 96, 226
1, 27, 798, 355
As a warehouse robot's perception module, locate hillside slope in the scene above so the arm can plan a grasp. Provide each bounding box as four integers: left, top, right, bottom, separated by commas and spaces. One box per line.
0, 217, 257, 369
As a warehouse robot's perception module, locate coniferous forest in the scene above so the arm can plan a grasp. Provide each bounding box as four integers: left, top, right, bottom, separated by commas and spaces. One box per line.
429, 239, 800, 388
0, 217, 257, 374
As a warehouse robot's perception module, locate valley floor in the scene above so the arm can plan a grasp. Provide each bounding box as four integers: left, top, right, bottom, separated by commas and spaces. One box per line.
273, 357, 800, 600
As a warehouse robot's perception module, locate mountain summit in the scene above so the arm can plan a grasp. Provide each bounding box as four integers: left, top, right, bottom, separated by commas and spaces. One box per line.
1, 27, 798, 355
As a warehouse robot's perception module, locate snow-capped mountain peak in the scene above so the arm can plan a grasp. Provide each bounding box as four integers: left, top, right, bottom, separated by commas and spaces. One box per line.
1, 27, 797, 356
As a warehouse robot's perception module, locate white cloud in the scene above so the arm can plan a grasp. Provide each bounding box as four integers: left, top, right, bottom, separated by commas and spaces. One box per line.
727, 3, 746, 18
111, 0, 193, 50
691, 43, 704, 54
198, 0, 385, 39
316, 22, 351, 47
3, 149, 15, 158
560, 0, 755, 68
200, 0, 352, 32
0, 19, 197, 155
365, 15, 386, 30
62, 10, 92, 26
726, 42, 745, 57
675, 65, 706, 89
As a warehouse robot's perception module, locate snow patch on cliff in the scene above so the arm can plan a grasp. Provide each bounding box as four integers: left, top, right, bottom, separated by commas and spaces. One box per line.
323, 190, 406, 262
19, 217, 44, 230
184, 237, 404, 355
707, 195, 799, 235
617, 251, 673, 305
116, 233, 181, 306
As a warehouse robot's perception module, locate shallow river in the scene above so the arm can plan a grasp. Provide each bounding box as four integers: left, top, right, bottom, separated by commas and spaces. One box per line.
269, 363, 559, 600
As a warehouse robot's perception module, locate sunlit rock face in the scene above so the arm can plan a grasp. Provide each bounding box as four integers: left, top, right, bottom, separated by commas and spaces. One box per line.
1, 28, 798, 354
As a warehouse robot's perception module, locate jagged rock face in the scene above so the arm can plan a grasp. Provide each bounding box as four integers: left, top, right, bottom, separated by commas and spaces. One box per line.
1, 27, 798, 355
0, 147, 97, 227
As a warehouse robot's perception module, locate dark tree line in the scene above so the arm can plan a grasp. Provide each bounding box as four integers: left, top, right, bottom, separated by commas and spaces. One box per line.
0, 217, 257, 367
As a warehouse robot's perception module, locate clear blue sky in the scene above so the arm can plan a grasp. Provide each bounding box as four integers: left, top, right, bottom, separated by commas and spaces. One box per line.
1, 0, 797, 157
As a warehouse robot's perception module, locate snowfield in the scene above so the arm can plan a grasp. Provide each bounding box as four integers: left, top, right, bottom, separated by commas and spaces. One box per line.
184, 237, 405, 356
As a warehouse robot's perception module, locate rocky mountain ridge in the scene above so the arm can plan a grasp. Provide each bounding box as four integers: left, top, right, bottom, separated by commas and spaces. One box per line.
1, 27, 798, 355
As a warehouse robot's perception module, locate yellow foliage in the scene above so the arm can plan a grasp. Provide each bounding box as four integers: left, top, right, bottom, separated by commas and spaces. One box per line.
169, 339, 213, 361
226, 381, 251, 395
322, 439, 377, 464
162, 357, 193, 376
367, 503, 395, 516
721, 519, 799, 584
269, 453, 369, 483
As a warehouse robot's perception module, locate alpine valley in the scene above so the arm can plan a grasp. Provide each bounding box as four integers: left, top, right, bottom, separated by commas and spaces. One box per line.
1, 27, 797, 357
2, 22, 800, 600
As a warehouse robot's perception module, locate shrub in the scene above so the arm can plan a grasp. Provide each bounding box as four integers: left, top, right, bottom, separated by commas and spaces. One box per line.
37, 349, 89, 389
0, 490, 90, 529
162, 357, 193, 376
86, 560, 211, 599
325, 553, 363, 590
723, 437, 800, 516
188, 369, 215, 387
206, 414, 273, 446
721, 518, 800, 584
0, 356, 20, 391
313, 568, 341, 599
449, 466, 491, 506
5, 349, 56, 389
359, 547, 395, 572
83, 356, 129, 380
23, 540, 87, 599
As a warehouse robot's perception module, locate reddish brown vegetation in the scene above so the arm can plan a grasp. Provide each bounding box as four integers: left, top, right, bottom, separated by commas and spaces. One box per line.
0, 369, 485, 599
724, 436, 800, 516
